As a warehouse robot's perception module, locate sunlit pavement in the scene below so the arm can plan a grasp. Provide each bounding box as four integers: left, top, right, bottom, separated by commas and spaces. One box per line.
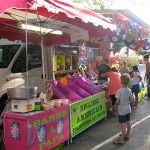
62, 64, 150, 150
62, 99, 150, 150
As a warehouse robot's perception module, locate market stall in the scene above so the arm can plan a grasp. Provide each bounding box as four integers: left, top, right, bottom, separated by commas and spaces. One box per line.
51, 75, 107, 139
0, 1, 117, 150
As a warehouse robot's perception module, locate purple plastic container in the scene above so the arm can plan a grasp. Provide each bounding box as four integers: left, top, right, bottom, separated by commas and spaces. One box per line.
79, 76, 104, 92
52, 80, 82, 102
68, 79, 91, 98
73, 77, 98, 95
51, 84, 67, 99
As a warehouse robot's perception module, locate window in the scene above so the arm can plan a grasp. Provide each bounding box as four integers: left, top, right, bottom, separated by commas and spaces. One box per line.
12, 45, 42, 73
0, 45, 21, 68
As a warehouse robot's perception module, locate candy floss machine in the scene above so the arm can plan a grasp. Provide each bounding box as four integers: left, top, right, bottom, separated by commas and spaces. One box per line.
7, 87, 38, 113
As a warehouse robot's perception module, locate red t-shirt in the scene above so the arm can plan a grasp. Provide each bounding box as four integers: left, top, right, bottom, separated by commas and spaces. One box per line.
107, 72, 122, 96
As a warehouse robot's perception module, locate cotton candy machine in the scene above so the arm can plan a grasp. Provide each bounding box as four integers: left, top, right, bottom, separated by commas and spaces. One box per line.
7, 87, 38, 113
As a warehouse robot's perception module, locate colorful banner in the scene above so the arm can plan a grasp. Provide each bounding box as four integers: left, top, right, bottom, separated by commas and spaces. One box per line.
79, 46, 87, 58
70, 92, 107, 137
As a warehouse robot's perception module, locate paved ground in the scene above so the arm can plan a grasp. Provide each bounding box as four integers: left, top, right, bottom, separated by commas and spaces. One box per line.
62, 99, 150, 150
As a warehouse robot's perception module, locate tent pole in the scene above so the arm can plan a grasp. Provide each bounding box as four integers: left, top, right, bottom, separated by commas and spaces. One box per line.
35, 10, 46, 90
24, 9, 32, 150
127, 47, 129, 57
41, 35, 46, 89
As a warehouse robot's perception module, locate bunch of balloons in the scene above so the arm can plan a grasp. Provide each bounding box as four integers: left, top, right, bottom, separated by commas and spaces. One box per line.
108, 53, 121, 67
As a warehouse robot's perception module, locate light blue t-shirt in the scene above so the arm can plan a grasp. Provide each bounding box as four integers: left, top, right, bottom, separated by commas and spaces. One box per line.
116, 88, 133, 115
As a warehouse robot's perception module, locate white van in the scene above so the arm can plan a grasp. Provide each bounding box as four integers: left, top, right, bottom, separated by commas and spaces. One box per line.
0, 42, 49, 111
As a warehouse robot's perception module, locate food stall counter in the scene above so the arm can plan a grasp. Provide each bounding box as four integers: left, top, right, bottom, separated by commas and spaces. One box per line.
2, 105, 70, 150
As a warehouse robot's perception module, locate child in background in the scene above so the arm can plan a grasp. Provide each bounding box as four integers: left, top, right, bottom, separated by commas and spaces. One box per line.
60, 73, 69, 86
119, 61, 129, 75
128, 71, 133, 89
128, 71, 136, 110
131, 66, 142, 108
113, 74, 133, 145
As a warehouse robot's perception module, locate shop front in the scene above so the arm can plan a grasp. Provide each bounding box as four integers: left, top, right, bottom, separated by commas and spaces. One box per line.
0, 1, 117, 150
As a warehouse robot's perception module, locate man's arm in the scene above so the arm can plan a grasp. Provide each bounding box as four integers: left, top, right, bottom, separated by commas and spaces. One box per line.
101, 72, 108, 77
138, 75, 142, 82
115, 98, 120, 105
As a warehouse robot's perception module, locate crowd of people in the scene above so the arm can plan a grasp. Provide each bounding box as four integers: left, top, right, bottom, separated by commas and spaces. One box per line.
54, 54, 149, 145
96, 55, 149, 145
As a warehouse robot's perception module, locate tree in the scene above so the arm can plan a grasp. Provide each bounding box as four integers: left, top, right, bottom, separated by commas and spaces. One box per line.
72, 0, 112, 10
112, 43, 125, 54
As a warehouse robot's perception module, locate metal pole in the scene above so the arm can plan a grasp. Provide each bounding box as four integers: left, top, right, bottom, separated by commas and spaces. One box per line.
127, 47, 129, 57
25, 9, 32, 150
41, 36, 46, 87
35, 10, 46, 90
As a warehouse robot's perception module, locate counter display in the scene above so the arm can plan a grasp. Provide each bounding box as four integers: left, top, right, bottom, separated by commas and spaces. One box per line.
2, 105, 69, 150
52, 76, 103, 102
53, 46, 79, 73
52, 80, 82, 102
2, 76, 106, 149
51, 76, 107, 137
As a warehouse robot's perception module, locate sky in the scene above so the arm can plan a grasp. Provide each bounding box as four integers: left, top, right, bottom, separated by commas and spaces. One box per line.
68, 0, 150, 25
110, 0, 150, 25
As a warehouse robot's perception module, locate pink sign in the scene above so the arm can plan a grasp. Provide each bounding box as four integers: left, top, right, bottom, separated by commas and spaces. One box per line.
3, 105, 70, 150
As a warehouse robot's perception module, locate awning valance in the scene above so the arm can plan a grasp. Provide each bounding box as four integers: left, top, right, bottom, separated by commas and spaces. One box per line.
0, 0, 116, 46
0, 0, 116, 30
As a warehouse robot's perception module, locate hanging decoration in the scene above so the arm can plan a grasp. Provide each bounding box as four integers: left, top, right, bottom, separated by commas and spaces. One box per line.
129, 38, 150, 51
107, 35, 123, 43
108, 53, 121, 67
99, 38, 110, 57
105, 12, 150, 51
114, 13, 149, 39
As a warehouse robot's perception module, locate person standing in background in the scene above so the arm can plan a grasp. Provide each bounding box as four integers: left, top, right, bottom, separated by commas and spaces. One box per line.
143, 54, 150, 100
131, 66, 142, 108
113, 74, 133, 145
128, 71, 133, 90
98, 58, 111, 85
102, 67, 122, 116
60, 73, 69, 86
119, 61, 129, 75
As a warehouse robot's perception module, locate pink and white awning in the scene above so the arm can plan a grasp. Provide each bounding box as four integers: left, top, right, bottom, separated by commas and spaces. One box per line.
0, 0, 116, 45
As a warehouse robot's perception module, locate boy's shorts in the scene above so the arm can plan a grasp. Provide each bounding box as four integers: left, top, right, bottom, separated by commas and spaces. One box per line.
118, 113, 130, 123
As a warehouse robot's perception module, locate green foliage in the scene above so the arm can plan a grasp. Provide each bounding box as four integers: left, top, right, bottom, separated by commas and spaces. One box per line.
112, 43, 124, 54
127, 63, 135, 68
137, 51, 150, 56
72, 0, 112, 10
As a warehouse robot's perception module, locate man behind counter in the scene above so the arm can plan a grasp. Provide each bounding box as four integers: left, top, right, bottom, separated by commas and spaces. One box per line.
98, 58, 111, 85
